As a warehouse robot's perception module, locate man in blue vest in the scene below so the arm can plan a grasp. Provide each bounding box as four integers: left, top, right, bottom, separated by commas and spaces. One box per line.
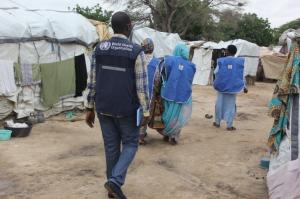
213, 45, 248, 131
85, 12, 150, 199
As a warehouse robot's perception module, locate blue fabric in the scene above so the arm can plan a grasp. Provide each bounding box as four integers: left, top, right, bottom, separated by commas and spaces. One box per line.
95, 37, 141, 117
98, 114, 139, 188
162, 94, 193, 136
214, 56, 245, 94
215, 92, 236, 128
173, 43, 189, 60
161, 56, 196, 103
147, 58, 161, 99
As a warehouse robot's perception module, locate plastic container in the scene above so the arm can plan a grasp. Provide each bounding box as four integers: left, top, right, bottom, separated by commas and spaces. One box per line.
4, 123, 32, 137
0, 129, 12, 141
260, 156, 270, 169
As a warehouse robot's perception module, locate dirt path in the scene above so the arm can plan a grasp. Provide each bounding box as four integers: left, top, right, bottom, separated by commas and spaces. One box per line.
0, 83, 274, 199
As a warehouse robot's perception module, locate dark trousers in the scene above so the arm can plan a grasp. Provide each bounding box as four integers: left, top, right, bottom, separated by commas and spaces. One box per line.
98, 114, 139, 187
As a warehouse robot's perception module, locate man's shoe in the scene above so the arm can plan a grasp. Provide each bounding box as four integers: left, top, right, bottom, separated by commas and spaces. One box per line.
108, 192, 115, 198
104, 181, 127, 199
213, 122, 220, 128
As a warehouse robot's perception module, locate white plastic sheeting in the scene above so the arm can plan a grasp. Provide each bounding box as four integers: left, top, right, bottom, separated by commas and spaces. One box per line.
0, 41, 88, 64
131, 27, 182, 58
267, 158, 300, 199
192, 48, 213, 86
0, 7, 98, 64
0, 7, 98, 46
0, 97, 14, 120
14, 84, 86, 119
0, 5, 97, 119
0, 60, 17, 96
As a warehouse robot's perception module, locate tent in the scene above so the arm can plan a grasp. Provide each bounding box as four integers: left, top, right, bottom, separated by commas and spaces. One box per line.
213, 39, 260, 77
131, 26, 182, 58
259, 47, 287, 80
0, 6, 99, 120
188, 41, 215, 86
189, 39, 260, 86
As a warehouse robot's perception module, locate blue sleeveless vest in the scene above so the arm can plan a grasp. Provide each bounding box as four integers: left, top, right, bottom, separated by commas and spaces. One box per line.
147, 58, 161, 99
161, 56, 196, 103
214, 56, 245, 94
95, 37, 142, 117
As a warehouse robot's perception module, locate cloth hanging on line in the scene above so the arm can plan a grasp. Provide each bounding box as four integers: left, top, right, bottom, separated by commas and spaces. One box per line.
14, 63, 41, 86
40, 58, 76, 107
74, 54, 87, 97
0, 60, 17, 96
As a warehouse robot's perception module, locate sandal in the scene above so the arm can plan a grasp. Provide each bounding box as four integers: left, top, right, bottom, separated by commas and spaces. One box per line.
170, 138, 178, 145
227, 127, 237, 131
163, 136, 169, 142
139, 138, 147, 145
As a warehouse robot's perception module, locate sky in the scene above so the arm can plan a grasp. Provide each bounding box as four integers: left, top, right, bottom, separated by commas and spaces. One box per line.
1, 0, 299, 28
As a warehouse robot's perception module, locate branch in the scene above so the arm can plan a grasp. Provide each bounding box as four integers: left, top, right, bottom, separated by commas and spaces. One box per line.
167, 9, 177, 32
142, 0, 161, 15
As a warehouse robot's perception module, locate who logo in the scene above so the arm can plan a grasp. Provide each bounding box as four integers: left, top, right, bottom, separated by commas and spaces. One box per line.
99, 41, 111, 51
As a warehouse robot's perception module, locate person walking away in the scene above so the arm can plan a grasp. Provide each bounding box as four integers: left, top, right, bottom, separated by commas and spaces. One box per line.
161, 43, 196, 145
213, 45, 248, 131
139, 38, 165, 145
85, 12, 150, 199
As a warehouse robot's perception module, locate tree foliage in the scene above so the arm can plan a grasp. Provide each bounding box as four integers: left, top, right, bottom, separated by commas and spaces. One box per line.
235, 13, 274, 46
72, 4, 113, 22
75, 1, 282, 46
124, 0, 245, 36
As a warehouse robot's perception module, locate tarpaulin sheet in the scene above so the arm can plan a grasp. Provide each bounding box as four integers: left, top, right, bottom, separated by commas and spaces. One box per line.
131, 27, 182, 58
192, 48, 213, 85
261, 55, 287, 80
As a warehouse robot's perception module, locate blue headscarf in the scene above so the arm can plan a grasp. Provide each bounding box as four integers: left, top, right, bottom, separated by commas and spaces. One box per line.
173, 43, 189, 60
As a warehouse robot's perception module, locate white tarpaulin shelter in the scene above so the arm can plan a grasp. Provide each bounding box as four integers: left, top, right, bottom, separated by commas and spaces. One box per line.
192, 48, 213, 85
188, 41, 216, 86
0, 4, 98, 120
214, 39, 260, 77
131, 26, 182, 58
0, 5, 98, 64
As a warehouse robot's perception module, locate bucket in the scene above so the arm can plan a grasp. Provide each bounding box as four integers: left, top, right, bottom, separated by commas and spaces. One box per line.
260, 156, 270, 169
0, 129, 12, 141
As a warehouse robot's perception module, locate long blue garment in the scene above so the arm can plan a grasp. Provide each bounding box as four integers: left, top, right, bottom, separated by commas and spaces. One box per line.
215, 92, 236, 128
162, 92, 193, 136
162, 43, 194, 137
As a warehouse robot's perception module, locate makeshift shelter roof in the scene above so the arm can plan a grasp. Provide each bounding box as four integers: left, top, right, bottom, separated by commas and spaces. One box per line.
212, 39, 260, 77
131, 26, 182, 58
0, 3, 98, 120
213, 39, 260, 57
0, 6, 98, 64
0, 8, 98, 46
260, 46, 284, 57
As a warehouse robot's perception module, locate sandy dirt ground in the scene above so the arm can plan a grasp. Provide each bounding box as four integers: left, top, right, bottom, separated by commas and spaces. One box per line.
0, 83, 275, 199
